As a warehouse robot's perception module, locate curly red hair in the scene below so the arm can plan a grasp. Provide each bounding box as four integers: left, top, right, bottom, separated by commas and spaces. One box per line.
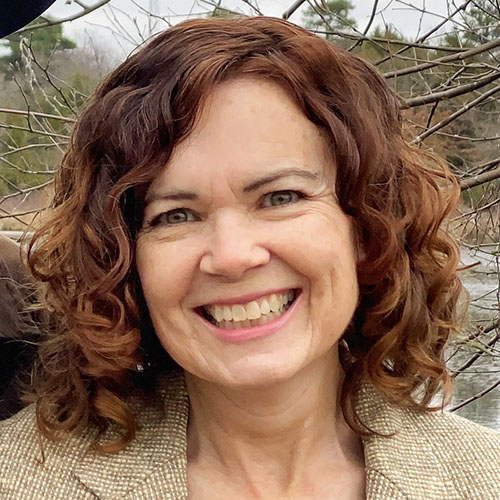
27, 16, 464, 451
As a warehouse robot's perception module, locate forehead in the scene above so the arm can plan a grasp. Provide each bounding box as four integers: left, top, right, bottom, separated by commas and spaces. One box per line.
148, 78, 333, 193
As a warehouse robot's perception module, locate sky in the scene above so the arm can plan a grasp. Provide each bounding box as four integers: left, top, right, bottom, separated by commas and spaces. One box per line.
42, 0, 454, 60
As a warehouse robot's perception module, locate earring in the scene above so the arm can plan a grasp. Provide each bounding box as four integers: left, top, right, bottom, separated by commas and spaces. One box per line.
135, 360, 153, 372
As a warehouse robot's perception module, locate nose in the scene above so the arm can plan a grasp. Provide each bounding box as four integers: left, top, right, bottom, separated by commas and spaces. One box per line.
199, 210, 271, 279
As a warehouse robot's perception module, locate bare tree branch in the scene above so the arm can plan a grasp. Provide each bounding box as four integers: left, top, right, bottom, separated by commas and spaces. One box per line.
461, 164, 500, 190
375, 0, 474, 66
312, 29, 467, 52
0, 179, 54, 205
348, 0, 379, 52
14, 0, 113, 34
411, 84, 500, 144
401, 71, 500, 108
282, 0, 308, 20
450, 377, 500, 411
384, 38, 500, 79
0, 123, 69, 140
0, 108, 75, 124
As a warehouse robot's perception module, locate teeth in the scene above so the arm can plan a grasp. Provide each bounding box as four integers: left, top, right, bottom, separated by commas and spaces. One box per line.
214, 307, 224, 322
232, 305, 246, 322
246, 301, 261, 320
269, 294, 280, 312
223, 306, 232, 321
206, 290, 296, 325
260, 298, 271, 315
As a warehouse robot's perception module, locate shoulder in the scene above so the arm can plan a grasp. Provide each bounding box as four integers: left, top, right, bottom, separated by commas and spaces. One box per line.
0, 404, 98, 499
401, 408, 500, 497
400, 405, 500, 459
0, 370, 189, 500
357, 380, 500, 458
407, 404, 500, 450
403, 407, 500, 471
357, 383, 500, 498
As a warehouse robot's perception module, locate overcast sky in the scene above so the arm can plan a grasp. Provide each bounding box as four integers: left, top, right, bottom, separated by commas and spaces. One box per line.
44, 0, 452, 59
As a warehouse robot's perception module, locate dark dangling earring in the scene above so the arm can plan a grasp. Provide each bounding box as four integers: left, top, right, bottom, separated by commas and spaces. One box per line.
135, 353, 153, 373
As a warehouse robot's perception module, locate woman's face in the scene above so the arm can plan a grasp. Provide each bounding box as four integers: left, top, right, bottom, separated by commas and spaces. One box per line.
136, 79, 360, 388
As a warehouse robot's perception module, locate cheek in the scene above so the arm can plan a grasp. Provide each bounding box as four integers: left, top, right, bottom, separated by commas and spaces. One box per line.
277, 214, 359, 331
136, 239, 199, 311
275, 210, 358, 283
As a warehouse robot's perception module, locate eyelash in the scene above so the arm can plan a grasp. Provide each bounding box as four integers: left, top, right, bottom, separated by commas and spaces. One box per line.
147, 190, 306, 228
259, 190, 305, 208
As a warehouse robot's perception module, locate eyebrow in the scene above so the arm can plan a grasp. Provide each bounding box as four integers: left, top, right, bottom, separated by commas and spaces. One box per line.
145, 190, 198, 204
243, 168, 320, 192
145, 168, 321, 205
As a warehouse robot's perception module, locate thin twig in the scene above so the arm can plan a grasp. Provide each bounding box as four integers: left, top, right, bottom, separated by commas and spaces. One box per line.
348, 0, 379, 52
0, 123, 69, 140
411, 84, 500, 144
461, 165, 500, 190
401, 71, 500, 108
0, 143, 64, 158
383, 37, 500, 79
312, 30, 466, 52
282, 0, 308, 20
375, 0, 474, 66
450, 377, 500, 411
14, 0, 113, 34
0, 179, 54, 205
0, 108, 75, 123
241, 0, 264, 16
0, 208, 47, 219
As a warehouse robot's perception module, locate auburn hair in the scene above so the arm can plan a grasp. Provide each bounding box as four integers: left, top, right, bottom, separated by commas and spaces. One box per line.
28, 16, 464, 451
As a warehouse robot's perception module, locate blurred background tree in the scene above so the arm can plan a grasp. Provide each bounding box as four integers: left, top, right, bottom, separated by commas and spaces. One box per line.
302, 0, 357, 44
0, 17, 76, 76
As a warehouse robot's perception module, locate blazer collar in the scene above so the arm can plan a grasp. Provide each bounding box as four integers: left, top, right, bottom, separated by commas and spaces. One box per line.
73, 372, 455, 500
356, 382, 458, 500
73, 370, 189, 499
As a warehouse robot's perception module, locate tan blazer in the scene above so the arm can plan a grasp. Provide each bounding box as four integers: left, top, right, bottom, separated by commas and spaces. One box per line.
1, 370, 499, 500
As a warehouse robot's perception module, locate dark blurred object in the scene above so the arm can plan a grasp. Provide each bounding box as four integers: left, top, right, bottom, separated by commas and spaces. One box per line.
0, 235, 40, 420
1, 0, 57, 38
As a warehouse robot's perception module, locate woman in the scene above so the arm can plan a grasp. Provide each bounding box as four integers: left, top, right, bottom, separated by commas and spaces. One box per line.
1, 16, 499, 500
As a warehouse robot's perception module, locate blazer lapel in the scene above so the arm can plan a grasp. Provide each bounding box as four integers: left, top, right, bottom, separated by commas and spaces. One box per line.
73, 371, 189, 500
74, 373, 460, 500
358, 382, 459, 500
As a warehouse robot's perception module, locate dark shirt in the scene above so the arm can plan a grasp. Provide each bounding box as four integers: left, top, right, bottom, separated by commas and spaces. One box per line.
0, 234, 39, 419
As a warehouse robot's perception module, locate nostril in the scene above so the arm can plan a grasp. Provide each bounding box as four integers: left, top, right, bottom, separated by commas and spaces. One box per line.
199, 242, 271, 278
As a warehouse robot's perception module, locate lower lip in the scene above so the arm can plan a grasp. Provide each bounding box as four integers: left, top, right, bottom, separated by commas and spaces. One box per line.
198, 292, 301, 343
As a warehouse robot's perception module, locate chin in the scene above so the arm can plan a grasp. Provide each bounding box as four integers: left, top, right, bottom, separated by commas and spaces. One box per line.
208, 348, 317, 389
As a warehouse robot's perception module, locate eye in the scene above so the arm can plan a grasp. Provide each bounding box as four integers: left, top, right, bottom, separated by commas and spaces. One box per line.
148, 208, 199, 227
260, 190, 304, 208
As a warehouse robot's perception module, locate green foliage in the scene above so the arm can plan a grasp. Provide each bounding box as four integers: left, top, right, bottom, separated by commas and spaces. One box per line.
0, 17, 75, 76
302, 0, 357, 35
0, 37, 107, 202
206, 6, 239, 18
358, 24, 406, 60
439, 0, 499, 47
460, 0, 500, 45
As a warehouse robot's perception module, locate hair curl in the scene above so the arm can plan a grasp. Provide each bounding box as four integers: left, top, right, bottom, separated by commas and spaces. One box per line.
27, 16, 465, 451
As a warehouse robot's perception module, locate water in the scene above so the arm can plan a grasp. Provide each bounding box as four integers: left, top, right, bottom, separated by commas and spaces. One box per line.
449, 247, 500, 430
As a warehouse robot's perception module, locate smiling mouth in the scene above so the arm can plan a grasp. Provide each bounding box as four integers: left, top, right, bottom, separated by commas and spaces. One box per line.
196, 289, 299, 330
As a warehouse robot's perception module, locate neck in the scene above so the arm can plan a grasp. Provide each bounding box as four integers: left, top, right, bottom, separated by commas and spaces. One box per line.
185, 348, 364, 498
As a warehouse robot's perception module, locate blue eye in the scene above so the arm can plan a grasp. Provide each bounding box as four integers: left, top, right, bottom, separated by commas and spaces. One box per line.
261, 190, 304, 207
149, 208, 198, 227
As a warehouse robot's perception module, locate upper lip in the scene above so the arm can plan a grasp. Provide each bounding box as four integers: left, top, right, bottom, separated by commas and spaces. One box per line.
196, 287, 299, 307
